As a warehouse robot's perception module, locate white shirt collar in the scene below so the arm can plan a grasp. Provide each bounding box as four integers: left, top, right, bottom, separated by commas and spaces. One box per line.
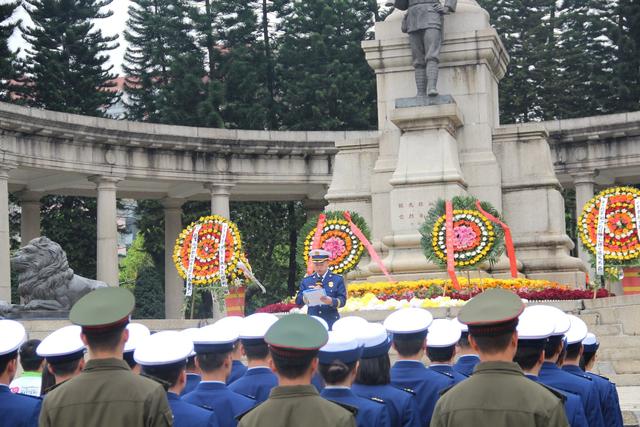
324, 385, 350, 390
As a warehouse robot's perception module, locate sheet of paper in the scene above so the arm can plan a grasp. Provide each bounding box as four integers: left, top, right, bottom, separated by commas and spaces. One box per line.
303, 288, 327, 307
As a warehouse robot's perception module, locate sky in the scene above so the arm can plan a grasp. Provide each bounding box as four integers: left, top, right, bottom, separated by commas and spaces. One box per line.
6, 0, 388, 77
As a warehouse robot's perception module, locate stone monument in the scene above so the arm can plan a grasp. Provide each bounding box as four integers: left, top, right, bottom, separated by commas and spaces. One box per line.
326, 0, 586, 285
0, 237, 107, 318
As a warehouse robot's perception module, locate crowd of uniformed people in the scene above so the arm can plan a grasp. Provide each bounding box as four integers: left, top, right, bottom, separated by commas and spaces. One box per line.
0, 249, 625, 426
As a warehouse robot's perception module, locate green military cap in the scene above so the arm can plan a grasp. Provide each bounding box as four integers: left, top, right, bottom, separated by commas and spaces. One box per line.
265, 313, 329, 351
70, 287, 135, 331
458, 288, 524, 336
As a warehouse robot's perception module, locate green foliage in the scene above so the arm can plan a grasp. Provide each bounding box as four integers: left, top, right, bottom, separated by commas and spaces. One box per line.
611, 0, 640, 112
40, 195, 97, 279
0, 1, 20, 101
133, 264, 165, 318
296, 210, 371, 275
119, 233, 153, 288
21, 0, 119, 116
419, 196, 505, 269
275, 0, 378, 130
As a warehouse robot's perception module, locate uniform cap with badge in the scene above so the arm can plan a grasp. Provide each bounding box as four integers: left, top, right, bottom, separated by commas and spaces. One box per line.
37, 325, 86, 364
426, 319, 461, 348
0, 319, 26, 359
193, 324, 239, 354
319, 331, 363, 365
134, 330, 193, 367
265, 313, 329, 357
458, 288, 524, 336
384, 307, 433, 340
70, 287, 135, 332
239, 313, 279, 344
355, 322, 391, 359
582, 333, 599, 353
309, 249, 331, 263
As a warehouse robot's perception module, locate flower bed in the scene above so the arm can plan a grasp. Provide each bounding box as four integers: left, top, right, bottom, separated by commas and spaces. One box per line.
256, 278, 610, 314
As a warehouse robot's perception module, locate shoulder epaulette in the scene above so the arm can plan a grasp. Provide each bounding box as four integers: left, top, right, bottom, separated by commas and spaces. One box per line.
431, 369, 454, 378
394, 386, 416, 395
369, 396, 385, 404
331, 401, 359, 416
238, 392, 257, 400
535, 383, 567, 403
588, 372, 610, 381
566, 371, 592, 381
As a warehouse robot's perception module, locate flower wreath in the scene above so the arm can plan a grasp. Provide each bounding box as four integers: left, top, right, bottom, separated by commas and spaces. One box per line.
297, 211, 371, 275
578, 186, 640, 265
420, 196, 505, 268
173, 215, 244, 290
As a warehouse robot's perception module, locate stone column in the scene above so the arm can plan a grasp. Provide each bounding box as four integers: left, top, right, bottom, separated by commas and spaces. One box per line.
206, 182, 234, 218
303, 198, 327, 220
19, 191, 43, 245
573, 171, 597, 279
0, 166, 13, 302
90, 176, 121, 287
162, 198, 184, 319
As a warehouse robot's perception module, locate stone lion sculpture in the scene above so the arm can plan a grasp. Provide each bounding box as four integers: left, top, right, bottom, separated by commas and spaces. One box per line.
9, 236, 107, 311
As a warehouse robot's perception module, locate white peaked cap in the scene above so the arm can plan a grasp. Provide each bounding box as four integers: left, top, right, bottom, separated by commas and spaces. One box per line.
213, 316, 244, 335
384, 308, 433, 334
523, 305, 570, 336
0, 320, 26, 356
516, 307, 555, 340
179, 328, 200, 357
332, 316, 368, 333
452, 317, 468, 333
134, 331, 193, 366
427, 319, 461, 348
124, 323, 151, 353
311, 316, 329, 331
565, 315, 588, 344
37, 325, 85, 359
583, 332, 598, 346
239, 313, 279, 339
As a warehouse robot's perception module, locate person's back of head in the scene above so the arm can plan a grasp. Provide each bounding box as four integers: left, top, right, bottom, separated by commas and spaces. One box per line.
19, 339, 43, 372
270, 347, 317, 380
319, 359, 356, 385
355, 354, 390, 386
82, 324, 128, 354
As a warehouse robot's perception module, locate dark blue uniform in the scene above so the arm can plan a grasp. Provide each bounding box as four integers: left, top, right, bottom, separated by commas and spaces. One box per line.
0, 384, 41, 427
321, 387, 391, 427
183, 381, 256, 427
226, 360, 247, 385
453, 355, 480, 377
391, 360, 462, 425
563, 365, 623, 427
228, 367, 278, 403
295, 271, 346, 329
167, 392, 220, 427
311, 372, 325, 392
428, 364, 467, 384
538, 362, 604, 427
181, 373, 201, 396
525, 374, 588, 427
351, 383, 421, 427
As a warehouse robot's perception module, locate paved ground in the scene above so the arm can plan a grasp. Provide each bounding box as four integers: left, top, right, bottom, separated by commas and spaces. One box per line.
618, 386, 640, 426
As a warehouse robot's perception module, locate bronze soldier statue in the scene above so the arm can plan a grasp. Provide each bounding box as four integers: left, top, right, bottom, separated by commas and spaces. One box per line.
394, 0, 457, 97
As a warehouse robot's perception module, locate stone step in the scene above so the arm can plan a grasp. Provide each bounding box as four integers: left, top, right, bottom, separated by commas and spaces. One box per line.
579, 312, 600, 326
599, 336, 640, 348
609, 374, 640, 387
590, 323, 623, 336
598, 348, 637, 361
613, 360, 640, 375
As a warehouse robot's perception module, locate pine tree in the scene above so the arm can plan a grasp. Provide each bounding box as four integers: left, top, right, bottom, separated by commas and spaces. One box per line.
611, 0, 640, 112
21, 0, 118, 116
0, 1, 20, 101
123, 0, 222, 126
275, 0, 378, 131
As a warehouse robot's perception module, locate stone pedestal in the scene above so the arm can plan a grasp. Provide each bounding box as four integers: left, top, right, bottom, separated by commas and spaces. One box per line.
573, 172, 597, 280
381, 101, 465, 275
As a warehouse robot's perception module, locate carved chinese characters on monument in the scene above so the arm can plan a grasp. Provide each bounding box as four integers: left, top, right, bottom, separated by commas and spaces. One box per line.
398, 201, 426, 228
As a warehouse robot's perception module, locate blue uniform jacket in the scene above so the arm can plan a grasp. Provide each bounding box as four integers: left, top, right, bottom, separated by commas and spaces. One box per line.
452, 355, 480, 377
183, 381, 256, 427
312, 372, 325, 392
0, 384, 41, 427
167, 392, 219, 427
390, 361, 461, 426
295, 271, 346, 329
538, 362, 604, 427
428, 364, 468, 384
226, 360, 247, 385
525, 374, 588, 427
181, 373, 201, 396
563, 365, 623, 427
321, 387, 391, 427
351, 383, 421, 427
228, 367, 278, 403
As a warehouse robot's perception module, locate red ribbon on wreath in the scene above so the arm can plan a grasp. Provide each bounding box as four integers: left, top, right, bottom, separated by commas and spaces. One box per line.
445, 201, 461, 290
343, 211, 394, 283
306, 213, 327, 275
475, 200, 518, 278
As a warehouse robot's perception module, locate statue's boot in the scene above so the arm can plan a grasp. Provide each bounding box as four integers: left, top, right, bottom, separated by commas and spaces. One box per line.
415, 67, 427, 97
427, 61, 439, 96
